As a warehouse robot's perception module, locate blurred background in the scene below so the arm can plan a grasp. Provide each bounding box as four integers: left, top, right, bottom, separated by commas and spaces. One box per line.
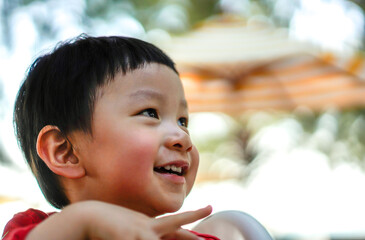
1, 0, 365, 239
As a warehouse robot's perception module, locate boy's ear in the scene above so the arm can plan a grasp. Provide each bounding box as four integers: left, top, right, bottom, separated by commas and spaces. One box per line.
36, 125, 85, 179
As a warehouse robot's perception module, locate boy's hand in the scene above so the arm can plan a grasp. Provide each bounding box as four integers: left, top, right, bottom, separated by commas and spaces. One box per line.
154, 206, 212, 240
87, 202, 212, 240
26, 201, 212, 240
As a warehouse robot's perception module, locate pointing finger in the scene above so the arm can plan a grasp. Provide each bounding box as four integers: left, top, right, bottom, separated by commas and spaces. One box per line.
153, 206, 212, 235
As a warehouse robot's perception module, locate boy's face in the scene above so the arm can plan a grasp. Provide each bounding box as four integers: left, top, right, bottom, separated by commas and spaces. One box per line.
68, 63, 198, 217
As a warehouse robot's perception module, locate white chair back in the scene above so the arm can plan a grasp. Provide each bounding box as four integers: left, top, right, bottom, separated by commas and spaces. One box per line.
193, 210, 274, 240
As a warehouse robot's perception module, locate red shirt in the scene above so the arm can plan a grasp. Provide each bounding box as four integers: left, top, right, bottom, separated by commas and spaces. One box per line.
2, 209, 219, 240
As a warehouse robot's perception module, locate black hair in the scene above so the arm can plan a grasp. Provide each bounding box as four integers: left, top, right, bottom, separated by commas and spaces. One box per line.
14, 35, 178, 209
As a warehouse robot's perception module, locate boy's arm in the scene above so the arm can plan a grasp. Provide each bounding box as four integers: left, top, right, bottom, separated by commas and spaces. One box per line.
26, 201, 211, 240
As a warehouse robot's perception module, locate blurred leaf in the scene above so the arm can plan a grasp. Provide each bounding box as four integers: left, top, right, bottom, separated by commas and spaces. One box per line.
84, 0, 220, 33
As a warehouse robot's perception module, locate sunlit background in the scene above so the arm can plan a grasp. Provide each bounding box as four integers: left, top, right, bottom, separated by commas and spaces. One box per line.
1, 0, 365, 239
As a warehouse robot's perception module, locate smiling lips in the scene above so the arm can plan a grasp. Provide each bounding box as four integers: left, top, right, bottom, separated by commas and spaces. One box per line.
154, 161, 189, 176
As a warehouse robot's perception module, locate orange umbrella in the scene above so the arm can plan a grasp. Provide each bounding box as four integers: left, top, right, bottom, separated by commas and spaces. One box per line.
158, 15, 365, 114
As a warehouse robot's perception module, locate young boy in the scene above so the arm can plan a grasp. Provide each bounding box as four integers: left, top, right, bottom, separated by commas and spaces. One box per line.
2, 35, 219, 240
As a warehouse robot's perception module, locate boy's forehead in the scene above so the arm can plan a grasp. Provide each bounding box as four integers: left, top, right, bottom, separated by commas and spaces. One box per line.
96, 63, 187, 106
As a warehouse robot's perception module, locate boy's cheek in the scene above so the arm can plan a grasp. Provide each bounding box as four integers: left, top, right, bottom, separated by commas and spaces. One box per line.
120, 132, 159, 165
190, 145, 200, 170
186, 145, 199, 195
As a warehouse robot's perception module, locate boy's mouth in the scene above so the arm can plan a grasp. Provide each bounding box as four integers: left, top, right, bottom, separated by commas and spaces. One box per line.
154, 164, 188, 176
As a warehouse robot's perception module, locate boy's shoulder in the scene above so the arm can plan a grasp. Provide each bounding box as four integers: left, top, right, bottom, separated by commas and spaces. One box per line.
2, 208, 55, 240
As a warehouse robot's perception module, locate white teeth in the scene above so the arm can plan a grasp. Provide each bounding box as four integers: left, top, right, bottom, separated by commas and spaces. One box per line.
163, 165, 182, 173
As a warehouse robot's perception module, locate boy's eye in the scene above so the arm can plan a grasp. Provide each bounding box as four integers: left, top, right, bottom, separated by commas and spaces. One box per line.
178, 117, 188, 127
139, 108, 159, 119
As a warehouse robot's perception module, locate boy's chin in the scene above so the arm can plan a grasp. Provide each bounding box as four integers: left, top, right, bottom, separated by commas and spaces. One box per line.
149, 202, 184, 217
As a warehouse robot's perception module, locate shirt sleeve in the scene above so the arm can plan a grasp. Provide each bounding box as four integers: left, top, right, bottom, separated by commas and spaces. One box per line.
2, 209, 51, 240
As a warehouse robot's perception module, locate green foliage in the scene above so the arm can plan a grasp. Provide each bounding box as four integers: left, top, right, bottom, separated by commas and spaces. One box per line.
84, 0, 220, 33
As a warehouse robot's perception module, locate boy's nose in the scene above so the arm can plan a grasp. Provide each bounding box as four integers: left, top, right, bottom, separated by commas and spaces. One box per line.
164, 127, 192, 152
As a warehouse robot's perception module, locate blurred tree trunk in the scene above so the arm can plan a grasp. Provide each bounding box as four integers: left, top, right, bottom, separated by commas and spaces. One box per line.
0, 0, 14, 165
1, 0, 20, 49
0, 145, 11, 165
0, 80, 10, 165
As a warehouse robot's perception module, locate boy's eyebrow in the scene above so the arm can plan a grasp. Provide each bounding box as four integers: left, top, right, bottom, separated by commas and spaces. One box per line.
129, 89, 164, 101
129, 89, 188, 109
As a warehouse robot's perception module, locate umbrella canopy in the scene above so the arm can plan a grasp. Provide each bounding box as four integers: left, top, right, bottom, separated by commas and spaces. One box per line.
158, 15, 365, 113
